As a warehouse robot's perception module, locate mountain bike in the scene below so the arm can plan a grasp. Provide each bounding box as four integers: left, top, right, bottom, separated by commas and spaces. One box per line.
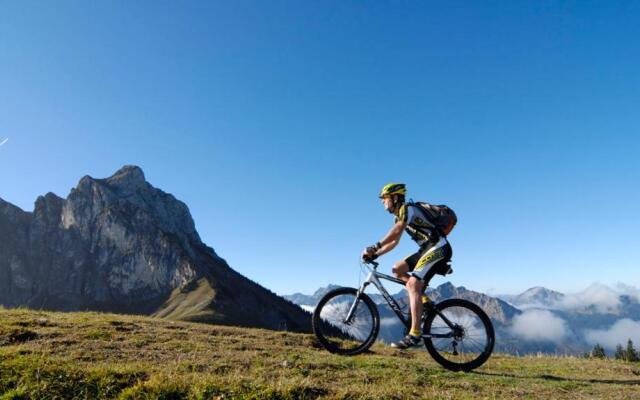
312, 259, 495, 371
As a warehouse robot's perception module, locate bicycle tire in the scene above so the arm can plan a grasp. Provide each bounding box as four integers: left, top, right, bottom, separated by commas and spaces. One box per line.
312, 287, 380, 355
422, 298, 495, 371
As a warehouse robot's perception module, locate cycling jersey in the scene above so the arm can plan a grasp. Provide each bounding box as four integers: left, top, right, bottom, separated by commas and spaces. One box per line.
395, 203, 440, 247
396, 203, 452, 283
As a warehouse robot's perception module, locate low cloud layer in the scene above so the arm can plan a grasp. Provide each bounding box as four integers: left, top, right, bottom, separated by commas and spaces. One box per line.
510, 310, 569, 342
615, 283, 640, 302
584, 319, 640, 350
511, 282, 640, 314
558, 283, 622, 313
300, 305, 314, 313
380, 317, 402, 329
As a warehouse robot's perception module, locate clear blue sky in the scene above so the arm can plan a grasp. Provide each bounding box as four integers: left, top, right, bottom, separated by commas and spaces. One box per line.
1, 1, 639, 296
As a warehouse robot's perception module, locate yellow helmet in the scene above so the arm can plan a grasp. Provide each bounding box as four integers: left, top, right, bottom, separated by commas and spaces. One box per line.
379, 183, 406, 198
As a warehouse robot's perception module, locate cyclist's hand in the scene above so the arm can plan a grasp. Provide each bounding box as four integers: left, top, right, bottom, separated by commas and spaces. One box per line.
362, 242, 381, 262
363, 254, 378, 263
365, 242, 381, 255
361, 250, 378, 263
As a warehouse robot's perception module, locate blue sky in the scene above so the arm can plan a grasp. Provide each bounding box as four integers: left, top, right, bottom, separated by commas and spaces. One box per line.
1, 1, 639, 296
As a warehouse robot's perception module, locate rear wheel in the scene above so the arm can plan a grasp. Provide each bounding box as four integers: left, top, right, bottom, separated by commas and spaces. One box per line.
423, 299, 494, 371
312, 287, 380, 355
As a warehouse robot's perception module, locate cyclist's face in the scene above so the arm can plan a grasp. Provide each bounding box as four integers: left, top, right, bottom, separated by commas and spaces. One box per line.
381, 195, 393, 212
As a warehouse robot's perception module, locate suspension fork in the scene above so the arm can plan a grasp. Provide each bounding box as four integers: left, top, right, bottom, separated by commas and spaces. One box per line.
343, 271, 374, 324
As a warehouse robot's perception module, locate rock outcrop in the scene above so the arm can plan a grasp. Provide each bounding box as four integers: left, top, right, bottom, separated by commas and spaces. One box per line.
0, 166, 310, 332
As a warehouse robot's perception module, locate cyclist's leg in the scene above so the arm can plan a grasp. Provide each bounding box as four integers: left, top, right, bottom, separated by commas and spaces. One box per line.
393, 252, 420, 283
406, 275, 424, 334
391, 261, 410, 282
408, 238, 451, 334
390, 253, 426, 348
421, 241, 453, 288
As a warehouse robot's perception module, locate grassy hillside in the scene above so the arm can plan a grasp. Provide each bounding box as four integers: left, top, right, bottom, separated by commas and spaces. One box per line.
1, 308, 639, 399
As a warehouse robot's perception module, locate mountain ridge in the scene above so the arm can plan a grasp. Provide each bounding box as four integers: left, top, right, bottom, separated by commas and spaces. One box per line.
0, 165, 310, 332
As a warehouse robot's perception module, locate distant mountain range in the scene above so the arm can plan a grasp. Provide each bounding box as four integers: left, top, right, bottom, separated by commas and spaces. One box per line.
285, 283, 640, 355
500, 286, 565, 309
0, 166, 310, 332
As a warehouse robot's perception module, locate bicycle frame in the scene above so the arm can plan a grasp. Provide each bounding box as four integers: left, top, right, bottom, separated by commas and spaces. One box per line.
345, 261, 458, 339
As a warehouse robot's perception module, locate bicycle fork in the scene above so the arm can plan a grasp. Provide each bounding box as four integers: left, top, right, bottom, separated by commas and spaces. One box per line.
343, 271, 375, 324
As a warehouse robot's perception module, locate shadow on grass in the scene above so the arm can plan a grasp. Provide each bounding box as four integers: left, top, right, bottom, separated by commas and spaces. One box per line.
472, 371, 640, 386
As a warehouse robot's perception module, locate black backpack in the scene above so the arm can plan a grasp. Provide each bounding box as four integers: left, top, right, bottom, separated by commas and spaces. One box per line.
411, 202, 457, 236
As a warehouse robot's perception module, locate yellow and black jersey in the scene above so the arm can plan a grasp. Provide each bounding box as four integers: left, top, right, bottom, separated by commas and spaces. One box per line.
395, 203, 438, 246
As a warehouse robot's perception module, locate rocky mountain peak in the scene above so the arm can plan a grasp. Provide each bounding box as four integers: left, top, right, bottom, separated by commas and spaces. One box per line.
511, 286, 565, 309
0, 197, 31, 226
105, 165, 147, 189
34, 193, 64, 227
63, 166, 201, 247
72, 166, 147, 196
0, 166, 311, 332
313, 284, 340, 297
35, 192, 64, 207
434, 282, 456, 297
76, 175, 97, 190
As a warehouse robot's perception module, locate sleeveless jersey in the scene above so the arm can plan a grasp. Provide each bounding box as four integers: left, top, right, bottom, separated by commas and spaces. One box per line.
395, 203, 439, 247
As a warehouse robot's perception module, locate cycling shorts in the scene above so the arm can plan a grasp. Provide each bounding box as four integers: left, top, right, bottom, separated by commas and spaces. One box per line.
404, 236, 452, 283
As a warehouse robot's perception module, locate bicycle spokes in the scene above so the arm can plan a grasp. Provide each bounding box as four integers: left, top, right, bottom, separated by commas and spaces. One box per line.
322, 297, 371, 340
426, 304, 493, 368
312, 289, 379, 354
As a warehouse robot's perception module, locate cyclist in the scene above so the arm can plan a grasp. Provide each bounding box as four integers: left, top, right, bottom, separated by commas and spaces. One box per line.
362, 183, 452, 349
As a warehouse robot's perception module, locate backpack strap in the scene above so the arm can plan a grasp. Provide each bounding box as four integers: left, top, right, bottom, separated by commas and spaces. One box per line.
408, 202, 435, 226
411, 201, 448, 238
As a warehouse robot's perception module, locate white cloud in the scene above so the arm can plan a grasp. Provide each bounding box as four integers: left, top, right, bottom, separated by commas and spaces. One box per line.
584, 319, 640, 350
514, 302, 555, 311
380, 317, 403, 329
505, 283, 640, 314
614, 283, 640, 302
300, 305, 314, 313
510, 310, 568, 342
558, 283, 621, 313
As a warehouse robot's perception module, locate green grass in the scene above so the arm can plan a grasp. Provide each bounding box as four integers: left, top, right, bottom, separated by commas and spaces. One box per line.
152, 278, 217, 322
1, 309, 639, 399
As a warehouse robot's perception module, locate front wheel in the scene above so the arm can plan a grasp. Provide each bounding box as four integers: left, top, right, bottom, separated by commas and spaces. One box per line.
312, 287, 380, 355
423, 298, 495, 371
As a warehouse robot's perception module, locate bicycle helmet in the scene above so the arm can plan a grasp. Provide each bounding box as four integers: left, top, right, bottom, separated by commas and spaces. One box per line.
379, 183, 406, 198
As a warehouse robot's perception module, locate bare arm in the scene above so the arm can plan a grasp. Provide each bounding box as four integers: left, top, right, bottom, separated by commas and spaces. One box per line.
363, 220, 406, 259
376, 220, 406, 256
